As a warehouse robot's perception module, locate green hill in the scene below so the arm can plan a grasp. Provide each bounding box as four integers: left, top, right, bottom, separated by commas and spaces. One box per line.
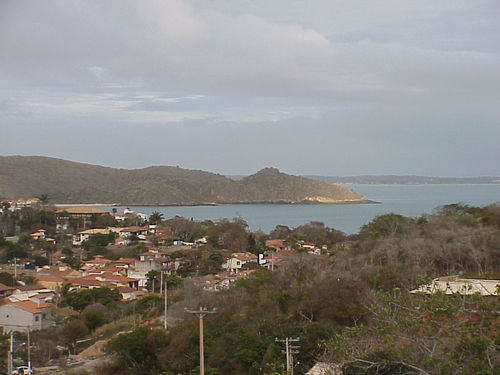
0, 156, 369, 205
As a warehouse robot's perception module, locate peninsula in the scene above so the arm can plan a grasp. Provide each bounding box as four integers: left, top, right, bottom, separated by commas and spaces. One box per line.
0, 156, 371, 205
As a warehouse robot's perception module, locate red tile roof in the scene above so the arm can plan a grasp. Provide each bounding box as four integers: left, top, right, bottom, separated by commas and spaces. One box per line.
6, 300, 48, 314
0, 283, 14, 292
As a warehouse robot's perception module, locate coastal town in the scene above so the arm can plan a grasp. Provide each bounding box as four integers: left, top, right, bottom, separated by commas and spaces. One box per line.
0, 197, 499, 374
0, 197, 345, 374
0, 199, 329, 292
3, 0, 500, 373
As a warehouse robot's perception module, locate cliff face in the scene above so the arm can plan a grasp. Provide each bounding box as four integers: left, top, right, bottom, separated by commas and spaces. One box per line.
0, 157, 369, 205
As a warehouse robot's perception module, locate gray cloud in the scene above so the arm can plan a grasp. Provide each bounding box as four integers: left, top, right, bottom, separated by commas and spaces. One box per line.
0, 0, 499, 176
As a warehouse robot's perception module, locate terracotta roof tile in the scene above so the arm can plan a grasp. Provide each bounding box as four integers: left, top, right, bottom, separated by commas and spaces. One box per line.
6, 300, 48, 314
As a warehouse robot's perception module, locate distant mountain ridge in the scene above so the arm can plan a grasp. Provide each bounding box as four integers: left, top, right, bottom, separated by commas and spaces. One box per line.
303, 175, 500, 184
0, 156, 370, 205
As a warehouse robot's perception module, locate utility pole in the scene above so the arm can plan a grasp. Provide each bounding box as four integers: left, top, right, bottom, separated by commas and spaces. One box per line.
160, 270, 163, 293
6, 326, 33, 375
14, 258, 17, 284
164, 273, 168, 329
185, 307, 216, 375
275, 337, 299, 375
27, 329, 31, 373
8, 332, 13, 375
289, 343, 300, 375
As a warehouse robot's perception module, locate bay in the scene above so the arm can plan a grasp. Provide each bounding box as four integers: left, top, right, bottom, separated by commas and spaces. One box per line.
99, 184, 500, 234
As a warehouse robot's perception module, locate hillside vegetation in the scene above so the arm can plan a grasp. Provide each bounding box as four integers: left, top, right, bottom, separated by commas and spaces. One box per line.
0, 156, 367, 205
0, 203, 498, 374
103, 203, 500, 375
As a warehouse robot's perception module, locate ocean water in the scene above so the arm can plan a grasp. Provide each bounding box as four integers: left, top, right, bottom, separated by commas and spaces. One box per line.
100, 184, 500, 234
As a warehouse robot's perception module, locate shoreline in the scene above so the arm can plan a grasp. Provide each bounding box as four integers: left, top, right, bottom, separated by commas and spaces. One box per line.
54, 199, 379, 207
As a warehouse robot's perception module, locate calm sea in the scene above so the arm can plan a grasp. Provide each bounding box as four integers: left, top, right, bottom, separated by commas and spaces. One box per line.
99, 184, 500, 234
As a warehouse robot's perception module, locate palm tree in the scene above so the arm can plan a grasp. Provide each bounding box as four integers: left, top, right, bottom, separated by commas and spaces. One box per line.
149, 211, 164, 225
37, 193, 50, 209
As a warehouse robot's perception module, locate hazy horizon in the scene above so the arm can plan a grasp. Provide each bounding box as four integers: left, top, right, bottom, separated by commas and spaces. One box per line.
1, 1, 499, 177
2, 154, 499, 179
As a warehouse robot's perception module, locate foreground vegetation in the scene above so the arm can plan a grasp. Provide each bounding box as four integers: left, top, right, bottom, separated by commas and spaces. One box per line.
101, 203, 500, 375
0, 202, 498, 373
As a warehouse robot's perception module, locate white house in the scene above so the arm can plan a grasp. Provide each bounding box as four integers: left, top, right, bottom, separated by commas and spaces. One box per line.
114, 208, 148, 223
411, 276, 500, 296
223, 252, 258, 274
118, 226, 150, 240
0, 300, 52, 333
73, 228, 110, 246
306, 362, 342, 375
30, 230, 46, 241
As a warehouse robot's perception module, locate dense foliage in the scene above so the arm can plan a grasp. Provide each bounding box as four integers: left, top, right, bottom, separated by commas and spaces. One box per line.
106, 204, 500, 375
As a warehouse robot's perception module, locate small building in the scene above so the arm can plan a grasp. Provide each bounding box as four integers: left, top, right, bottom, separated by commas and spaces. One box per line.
57, 207, 109, 231
73, 228, 110, 246
411, 276, 500, 296
139, 248, 163, 261
265, 239, 290, 252
8, 289, 55, 304
223, 252, 258, 274
57, 206, 108, 218
0, 300, 53, 333
134, 258, 169, 274
298, 242, 316, 251
30, 229, 46, 241
117, 286, 146, 301
114, 208, 148, 223
260, 250, 296, 270
33, 275, 65, 291
119, 226, 150, 240
81, 256, 112, 270
306, 362, 342, 375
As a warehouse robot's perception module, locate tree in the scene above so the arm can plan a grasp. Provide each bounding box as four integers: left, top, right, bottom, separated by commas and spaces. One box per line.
0, 272, 15, 287
37, 193, 50, 207
146, 270, 161, 292
82, 303, 111, 330
359, 213, 411, 239
199, 251, 223, 275
323, 291, 500, 374
82, 232, 116, 250
166, 216, 206, 242
64, 287, 120, 311
106, 327, 168, 375
93, 213, 117, 228
63, 319, 89, 353
207, 218, 249, 250
149, 211, 164, 225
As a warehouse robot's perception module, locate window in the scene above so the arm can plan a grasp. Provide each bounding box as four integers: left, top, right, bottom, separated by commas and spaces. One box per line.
35, 316, 39, 322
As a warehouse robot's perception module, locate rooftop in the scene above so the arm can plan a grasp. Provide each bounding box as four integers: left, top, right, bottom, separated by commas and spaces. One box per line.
6, 300, 49, 314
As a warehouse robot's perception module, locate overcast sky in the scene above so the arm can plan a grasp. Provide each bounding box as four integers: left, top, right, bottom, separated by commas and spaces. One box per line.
1, 0, 499, 176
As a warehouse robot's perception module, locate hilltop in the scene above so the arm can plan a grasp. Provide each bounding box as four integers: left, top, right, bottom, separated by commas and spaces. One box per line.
0, 156, 369, 205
